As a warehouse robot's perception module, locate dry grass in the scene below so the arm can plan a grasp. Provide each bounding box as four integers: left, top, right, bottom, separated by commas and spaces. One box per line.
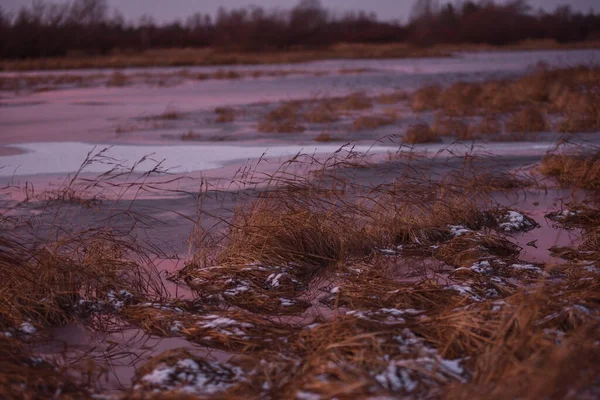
435, 233, 520, 268
438, 82, 482, 117
123, 148, 600, 397
335, 91, 373, 111
257, 102, 305, 133
0, 231, 163, 335
432, 113, 473, 139
0, 67, 377, 94
314, 133, 336, 142
539, 150, 600, 189
303, 101, 339, 124
375, 90, 409, 105
444, 285, 600, 399
506, 107, 548, 133
145, 107, 184, 121
106, 70, 129, 87
411, 85, 442, 112
403, 123, 442, 144
0, 336, 91, 399
3, 142, 599, 398
405, 66, 600, 139
212, 193, 368, 273
352, 113, 397, 131
215, 106, 236, 123
1, 43, 455, 72
557, 92, 600, 133
476, 114, 503, 135
5, 40, 600, 72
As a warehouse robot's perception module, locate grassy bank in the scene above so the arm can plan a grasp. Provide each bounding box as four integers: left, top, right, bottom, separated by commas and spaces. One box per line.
1, 142, 599, 398
2, 40, 599, 72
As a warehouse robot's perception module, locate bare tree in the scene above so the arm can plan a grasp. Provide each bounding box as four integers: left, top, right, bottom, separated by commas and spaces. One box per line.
410, 0, 440, 21
69, 0, 108, 25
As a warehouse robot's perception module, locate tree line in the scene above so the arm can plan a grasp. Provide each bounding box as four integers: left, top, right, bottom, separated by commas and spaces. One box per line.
1, 0, 599, 60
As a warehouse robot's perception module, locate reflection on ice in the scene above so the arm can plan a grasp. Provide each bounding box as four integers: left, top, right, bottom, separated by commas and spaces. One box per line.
0, 140, 575, 178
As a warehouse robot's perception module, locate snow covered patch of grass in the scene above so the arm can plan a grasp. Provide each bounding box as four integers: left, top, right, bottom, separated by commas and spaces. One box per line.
106, 289, 134, 310
19, 321, 36, 334
448, 225, 472, 237
296, 391, 321, 400
455, 260, 494, 275
223, 283, 251, 297
346, 308, 423, 325
510, 263, 544, 274
375, 328, 466, 394
445, 285, 483, 302
279, 298, 296, 307
497, 210, 536, 232
135, 352, 243, 396
198, 315, 254, 337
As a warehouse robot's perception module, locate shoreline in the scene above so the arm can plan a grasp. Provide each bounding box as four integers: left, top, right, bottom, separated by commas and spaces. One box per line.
2, 40, 599, 73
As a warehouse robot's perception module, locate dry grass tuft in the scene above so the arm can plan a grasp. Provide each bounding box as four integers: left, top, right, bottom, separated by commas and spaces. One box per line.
258, 102, 305, 133
106, 70, 129, 87
214, 194, 365, 274
375, 90, 409, 104
438, 82, 482, 117
335, 91, 373, 111
130, 349, 245, 398
411, 85, 442, 112
352, 114, 397, 131
0, 336, 91, 399
313, 133, 336, 142
476, 114, 503, 135
303, 101, 339, 123
548, 202, 600, 261
539, 150, 600, 189
215, 106, 236, 123
403, 123, 441, 144
433, 114, 473, 139
148, 107, 184, 120
0, 233, 162, 334
435, 233, 521, 268
506, 106, 548, 133
213, 70, 242, 80
445, 282, 600, 400
557, 92, 600, 132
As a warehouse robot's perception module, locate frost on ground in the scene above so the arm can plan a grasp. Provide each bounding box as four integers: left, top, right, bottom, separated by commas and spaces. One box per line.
135, 357, 243, 395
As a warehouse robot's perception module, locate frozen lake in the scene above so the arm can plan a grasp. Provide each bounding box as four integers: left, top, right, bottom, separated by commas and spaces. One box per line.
1, 49, 600, 178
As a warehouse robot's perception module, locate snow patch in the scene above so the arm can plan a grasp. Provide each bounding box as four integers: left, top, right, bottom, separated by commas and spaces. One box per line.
19, 321, 36, 334
296, 391, 321, 400
279, 298, 295, 307
224, 284, 250, 297
138, 358, 242, 395
498, 210, 535, 232
448, 225, 471, 237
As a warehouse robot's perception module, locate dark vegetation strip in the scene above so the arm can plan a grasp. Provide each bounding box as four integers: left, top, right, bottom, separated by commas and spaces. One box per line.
1, 0, 599, 69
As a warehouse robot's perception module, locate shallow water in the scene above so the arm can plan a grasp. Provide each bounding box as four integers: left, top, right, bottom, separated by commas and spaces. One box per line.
36, 323, 233, 391
1, 49, 599, 147
494, 188, 586, 264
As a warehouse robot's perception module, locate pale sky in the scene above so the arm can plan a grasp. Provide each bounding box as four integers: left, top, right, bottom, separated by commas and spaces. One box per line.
1, 0, 596, 23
